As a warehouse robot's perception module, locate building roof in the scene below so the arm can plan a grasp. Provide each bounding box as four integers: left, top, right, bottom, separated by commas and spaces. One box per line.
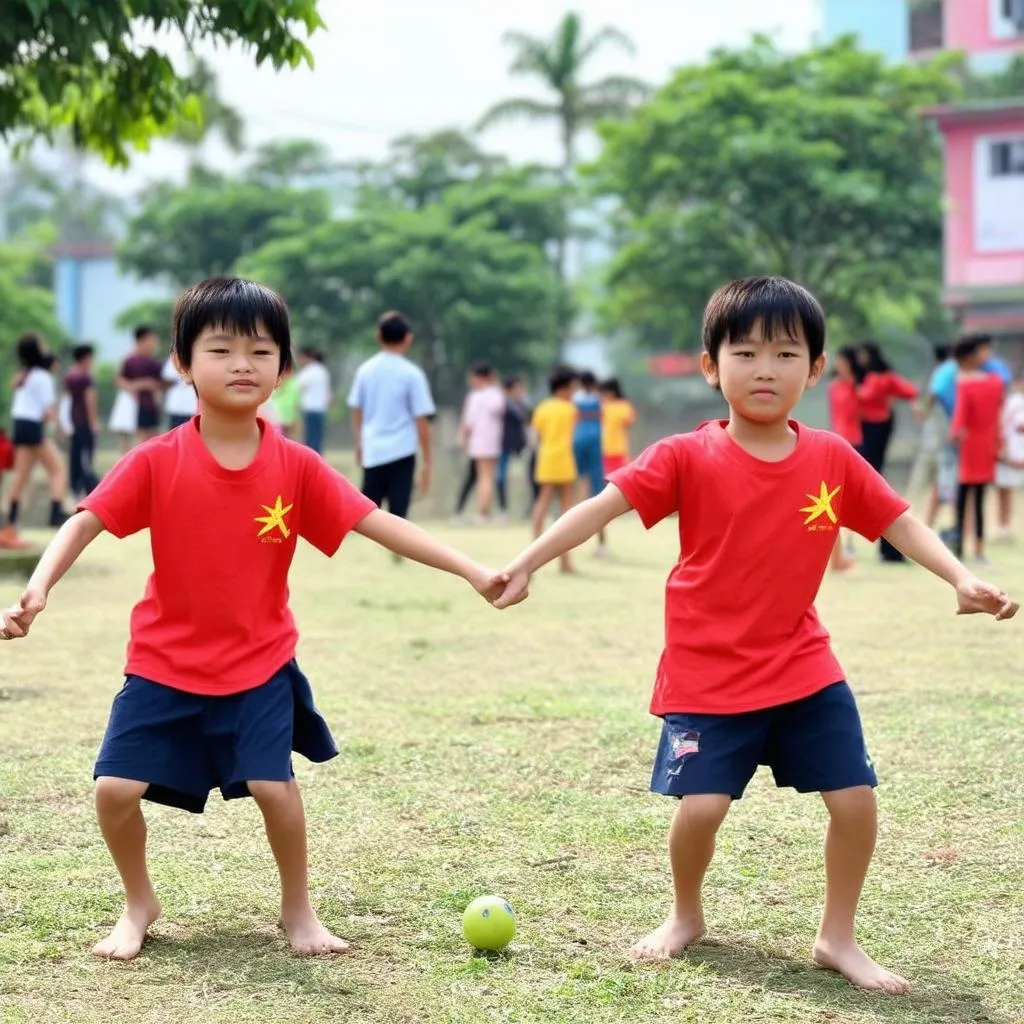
923, 96, 1024, 126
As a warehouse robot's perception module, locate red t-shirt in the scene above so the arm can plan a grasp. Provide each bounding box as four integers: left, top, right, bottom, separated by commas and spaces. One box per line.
609, 421, 910, 715
828, 379, 862, 447
855, 371, 918, 423
951, 373, 1004, 485
79, 418, 376, 695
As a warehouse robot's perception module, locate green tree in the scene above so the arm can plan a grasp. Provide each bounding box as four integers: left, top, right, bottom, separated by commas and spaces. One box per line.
118, 169, 332, 286
1, 1, 323, 164
170, 57, 247, 161
246, 138, 338, 188
477, 12, 648, 175
592, 35, 961, 350
0, 238, 68, 412
241, 205, 560, 403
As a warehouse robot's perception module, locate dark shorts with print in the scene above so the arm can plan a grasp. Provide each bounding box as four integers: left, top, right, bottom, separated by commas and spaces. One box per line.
651, 681, 876, 799
94, 660, 338, 813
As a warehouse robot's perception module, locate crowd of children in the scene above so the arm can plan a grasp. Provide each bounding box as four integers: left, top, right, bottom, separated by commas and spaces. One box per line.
828, 332, 1023, 569
1, 275, 1016, 999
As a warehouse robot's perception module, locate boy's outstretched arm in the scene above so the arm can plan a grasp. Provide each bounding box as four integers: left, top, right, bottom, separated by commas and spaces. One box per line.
0, 511, 105, 639
495, 485, 633, 609
883, 512, 1018, 620
354, 509, 506, 602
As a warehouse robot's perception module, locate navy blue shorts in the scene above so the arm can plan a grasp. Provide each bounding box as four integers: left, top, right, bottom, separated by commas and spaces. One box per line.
651, 682, 876, 799
94, 660, 338, 814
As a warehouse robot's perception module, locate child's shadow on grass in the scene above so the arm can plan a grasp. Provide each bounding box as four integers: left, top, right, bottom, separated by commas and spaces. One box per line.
684, 940, 1005, 1024
136, 928, 360, 997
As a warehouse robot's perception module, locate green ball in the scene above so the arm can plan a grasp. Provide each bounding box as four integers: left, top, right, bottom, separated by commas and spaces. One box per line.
462, 895, 516, 951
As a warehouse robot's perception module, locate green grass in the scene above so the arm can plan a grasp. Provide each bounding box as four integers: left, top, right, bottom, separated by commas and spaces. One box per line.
1, 508, 1022, 1023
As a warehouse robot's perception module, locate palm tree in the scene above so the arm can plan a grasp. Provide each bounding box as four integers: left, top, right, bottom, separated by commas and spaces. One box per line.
476, 12, 648, 176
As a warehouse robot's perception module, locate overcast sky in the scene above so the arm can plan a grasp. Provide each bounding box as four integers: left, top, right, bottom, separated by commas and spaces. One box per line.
85, 0, 819, 191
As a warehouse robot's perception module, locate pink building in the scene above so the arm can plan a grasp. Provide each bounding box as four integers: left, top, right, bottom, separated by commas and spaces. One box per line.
923, 0, 1024, 348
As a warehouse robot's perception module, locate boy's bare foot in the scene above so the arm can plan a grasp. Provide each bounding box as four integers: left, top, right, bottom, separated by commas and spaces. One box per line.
92, 898, 162, 960
282, 907, 351, 955
630, 913, 705, 960
812, 937, 910, 994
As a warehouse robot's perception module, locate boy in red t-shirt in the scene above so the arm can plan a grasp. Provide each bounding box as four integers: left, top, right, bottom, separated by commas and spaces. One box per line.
0, 277, 509, 962
494, 277, 1017, 994
950, 335, 1005, 561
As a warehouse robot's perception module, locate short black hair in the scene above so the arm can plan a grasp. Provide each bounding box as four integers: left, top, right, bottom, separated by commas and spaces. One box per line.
470, 362, 493, 378
549, 365, 576, 394
953, 336, 984, 362
378, 311, 411, 345
72, 343, 95, 363
133, 324, 157, 342
299, 346, 324, 363
502, 374, 523, 390
599, 377, 625, 399
16, 333, 48, 369
578, 369, 597, 389
957, 331, 992, 350
702, 277, 826, 363
933, 344, 950, 364
172, 277, 293, 373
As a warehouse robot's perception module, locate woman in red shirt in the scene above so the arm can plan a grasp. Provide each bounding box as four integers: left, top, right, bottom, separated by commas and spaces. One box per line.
855, 342, 920, 563
827, 347, 862, 572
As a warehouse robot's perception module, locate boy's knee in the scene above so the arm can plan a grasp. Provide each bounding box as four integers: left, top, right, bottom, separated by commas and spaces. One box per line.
822, 784, 876, 820
678, 793, 732, 831
94, 776, 147, 812
247, 779, 296, 805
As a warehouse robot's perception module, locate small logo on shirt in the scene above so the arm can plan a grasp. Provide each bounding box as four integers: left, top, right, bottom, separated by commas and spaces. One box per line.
799, 481, 841, 532
254, 495, 293, 543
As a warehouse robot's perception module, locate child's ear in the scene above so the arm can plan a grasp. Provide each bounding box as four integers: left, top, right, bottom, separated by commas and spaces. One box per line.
172, 354, 190, 383
807, 354, 827, 387
700, 351, 720, 389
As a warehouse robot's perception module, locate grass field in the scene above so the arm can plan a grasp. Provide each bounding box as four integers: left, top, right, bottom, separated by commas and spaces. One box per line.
1, 505, 1022, 1024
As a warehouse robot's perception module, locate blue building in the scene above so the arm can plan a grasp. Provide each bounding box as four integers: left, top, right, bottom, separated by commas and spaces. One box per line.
52, 242, 174, 363
818, 0, 911, 61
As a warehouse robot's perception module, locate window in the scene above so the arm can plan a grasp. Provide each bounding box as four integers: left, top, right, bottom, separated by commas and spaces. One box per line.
975, 134, 1024, 252
909, 0, 944, 51
992, 0, 1024, 39
991, 140, 1024, 176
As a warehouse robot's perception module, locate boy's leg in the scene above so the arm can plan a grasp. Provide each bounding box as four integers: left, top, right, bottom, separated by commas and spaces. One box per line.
973, 483, 986, 558
556, 483, 575, 572
813, 786, 909, 994
455, 459, 476, 515
92, 776, 161, 960
631, 793, 731, 960
248, 779, 350, 954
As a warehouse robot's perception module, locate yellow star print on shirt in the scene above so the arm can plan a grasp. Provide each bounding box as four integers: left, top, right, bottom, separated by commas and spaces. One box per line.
255, 495, 294, 539
799, 482, 841, 526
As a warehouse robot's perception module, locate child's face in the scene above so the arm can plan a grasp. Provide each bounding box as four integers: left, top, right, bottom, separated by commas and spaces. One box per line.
702, 319, 824, 424
182, 325, 281, 414
509, 382, 525, 400
833, 354, 852, 380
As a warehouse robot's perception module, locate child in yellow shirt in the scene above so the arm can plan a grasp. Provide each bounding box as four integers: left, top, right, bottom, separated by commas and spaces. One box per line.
531, 366, 578, 572
596, 378, 637, 556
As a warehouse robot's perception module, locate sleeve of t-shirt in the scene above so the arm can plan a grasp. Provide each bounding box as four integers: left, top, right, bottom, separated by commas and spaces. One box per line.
608, 436, 683, 529
346, 367, 364, 409
409, 369, 436, 418
951, 379, 969, 437
78, 447, 152, 537
838, 442, 910, 540
298, 451, 377, 556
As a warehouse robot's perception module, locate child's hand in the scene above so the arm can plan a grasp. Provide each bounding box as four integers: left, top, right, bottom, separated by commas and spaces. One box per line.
955, 577, 1018, 620
467, 566, 510, 605
494, 567, 531, 610
0, 589, 47, 639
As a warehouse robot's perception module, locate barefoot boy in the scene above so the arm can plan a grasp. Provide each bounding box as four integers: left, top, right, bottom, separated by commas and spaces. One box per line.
495, 277, 1017, 993
0, 277, 507, 961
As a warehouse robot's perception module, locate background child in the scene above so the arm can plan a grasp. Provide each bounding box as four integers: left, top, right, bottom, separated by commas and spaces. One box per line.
457, 363, 505, 523
495, 276, 1016, 995
572, 370, 604, 505
0, 277, 507, 963
827, 347, 861, 572
994, 371, 1024, 541
950, 336, 1004, 561
498, 375, 530, 520
531, 365, 578, 573
597, 377, 636, 557
63, 343, 101, 500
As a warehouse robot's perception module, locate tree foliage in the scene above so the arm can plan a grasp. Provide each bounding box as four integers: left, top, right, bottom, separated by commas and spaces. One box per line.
0, 0, 323, 164
591, 36, 961, 349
